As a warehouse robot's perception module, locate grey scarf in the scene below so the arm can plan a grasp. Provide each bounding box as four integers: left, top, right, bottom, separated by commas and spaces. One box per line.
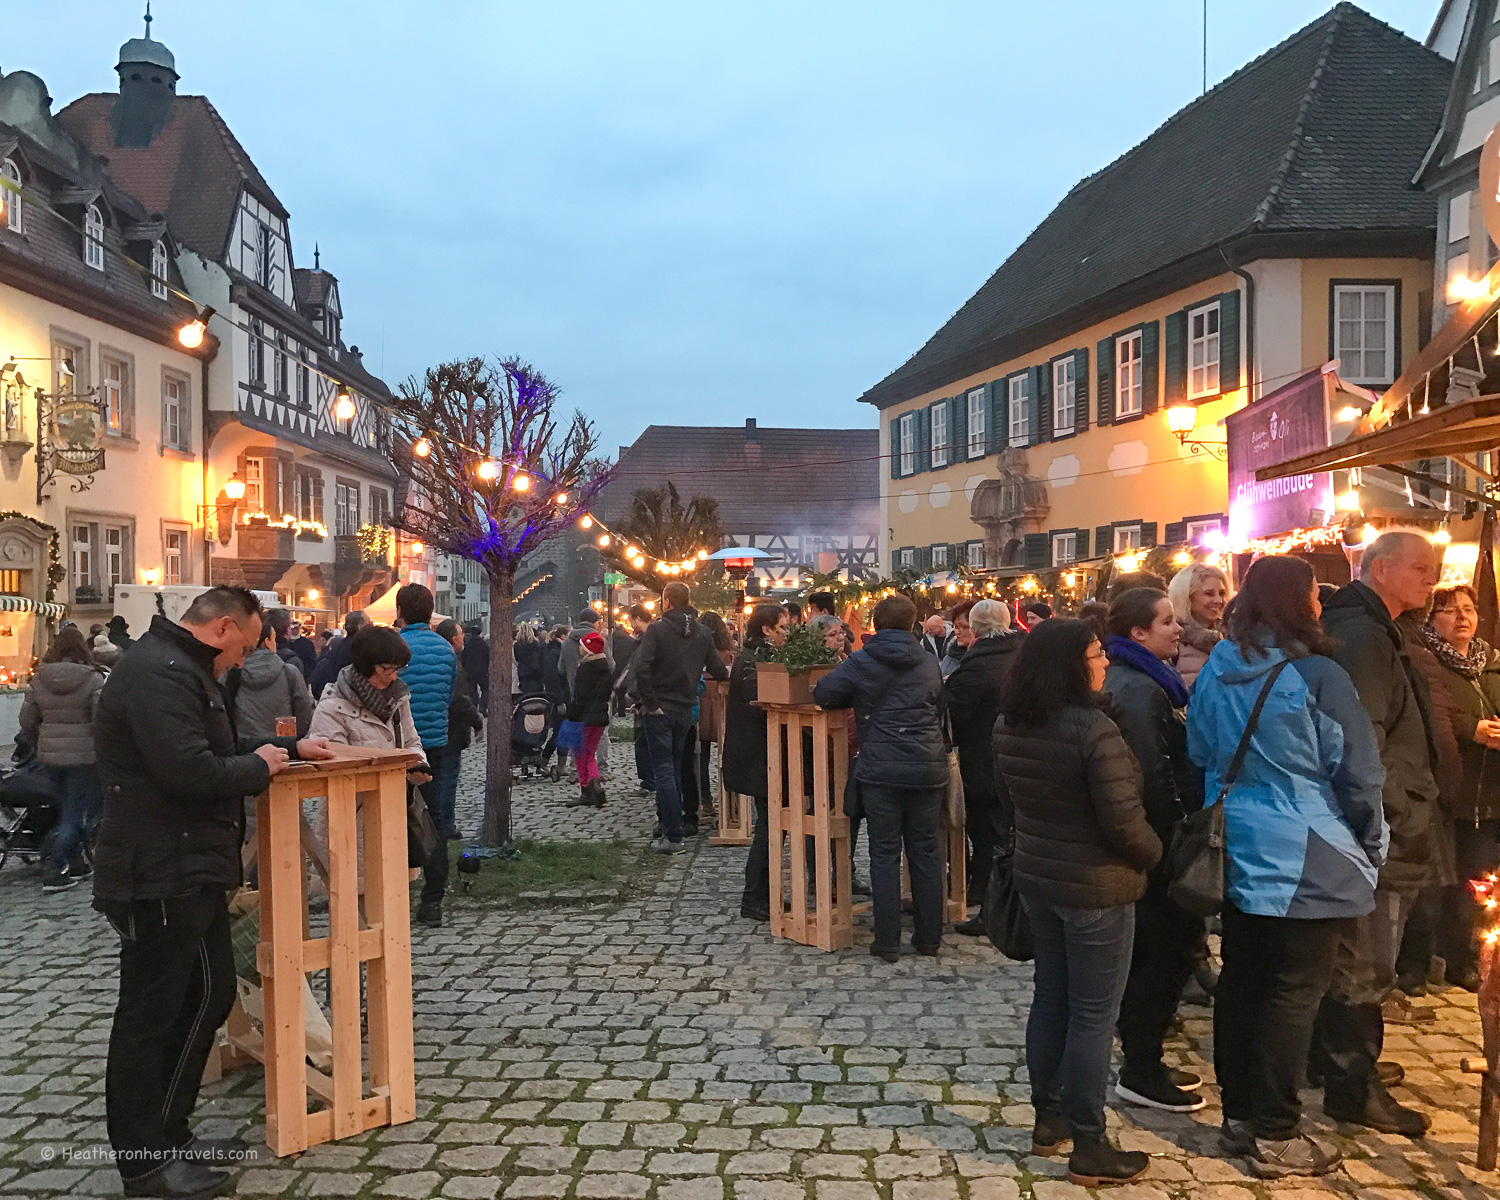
333, 664, 408, 725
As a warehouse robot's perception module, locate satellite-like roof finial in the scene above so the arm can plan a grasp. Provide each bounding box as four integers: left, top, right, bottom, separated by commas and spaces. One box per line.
314, 243, 320, 270
144, 1, 153, 38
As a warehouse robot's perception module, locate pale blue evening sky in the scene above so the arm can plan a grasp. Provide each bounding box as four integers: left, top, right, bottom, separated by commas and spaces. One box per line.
9, 1, 1442, 454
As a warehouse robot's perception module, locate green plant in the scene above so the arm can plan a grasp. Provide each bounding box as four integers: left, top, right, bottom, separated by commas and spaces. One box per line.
768, 624, 838, 675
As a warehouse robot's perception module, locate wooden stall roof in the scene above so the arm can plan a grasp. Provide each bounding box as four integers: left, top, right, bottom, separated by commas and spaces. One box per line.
1257, 394, 1500, 480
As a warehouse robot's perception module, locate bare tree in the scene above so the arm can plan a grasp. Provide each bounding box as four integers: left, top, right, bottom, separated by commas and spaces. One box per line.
607, 482, 725, 588
392, 357, 612, 848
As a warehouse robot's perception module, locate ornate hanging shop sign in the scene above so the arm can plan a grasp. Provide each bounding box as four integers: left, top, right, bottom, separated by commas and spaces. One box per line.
36, 389, 105, 502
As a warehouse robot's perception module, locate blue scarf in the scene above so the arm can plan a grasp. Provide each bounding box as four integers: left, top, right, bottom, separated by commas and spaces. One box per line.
1105, 636, 1190, 708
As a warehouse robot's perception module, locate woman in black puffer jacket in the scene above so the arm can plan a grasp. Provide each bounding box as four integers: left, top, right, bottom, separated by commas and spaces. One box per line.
993, 618, 1161, 1187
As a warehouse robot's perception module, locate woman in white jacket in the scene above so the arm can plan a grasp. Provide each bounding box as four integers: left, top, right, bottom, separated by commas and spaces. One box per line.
308, 624, 429, 771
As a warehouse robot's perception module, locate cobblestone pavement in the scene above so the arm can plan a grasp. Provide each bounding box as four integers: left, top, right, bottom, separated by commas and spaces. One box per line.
1, 742, 1495, 1199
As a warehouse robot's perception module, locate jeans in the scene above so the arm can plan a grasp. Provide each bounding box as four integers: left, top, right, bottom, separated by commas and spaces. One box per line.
861, 783, 944, 952
48, 763, 101, 871
633, 718, 652, 789
1022, 898, 1135, 1142
1217, 904, 1344, 1139
1117, 876, 1203, 1084
743, 795, 771, 908
644, 710, 694, 841
1398, 820, 1500, 978
420, 744, 450, 904
435, 743, 462, 836
964, 789, 1003, 906
576, 726, 605, 786
680, 723, 700, 825
99, 887, 236, 1181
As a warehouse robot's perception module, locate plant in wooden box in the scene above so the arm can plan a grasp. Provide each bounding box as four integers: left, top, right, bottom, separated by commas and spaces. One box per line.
755, 624, 838, 706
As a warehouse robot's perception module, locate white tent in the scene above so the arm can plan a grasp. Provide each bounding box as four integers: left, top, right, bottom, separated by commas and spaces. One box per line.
363, 583, 450, 627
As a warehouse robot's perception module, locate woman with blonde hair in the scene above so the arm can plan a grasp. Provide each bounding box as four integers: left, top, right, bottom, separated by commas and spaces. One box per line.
1168, 562, 1230, 690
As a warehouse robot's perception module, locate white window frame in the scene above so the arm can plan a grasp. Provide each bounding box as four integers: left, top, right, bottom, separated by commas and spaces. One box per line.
898, 548, 915, 571
101, 354, 131, 436
966, 388, 987, 459
84, 204, 105, 271
931, 544, 949, 569
1007, 375, 1030, 448
1116, 331, 1143, 417
1052, 357, 1076, 436
162, 372, 186, 449
103, 525, 126, 599
296, 361, 309, 408
898, 412, 916, 477
71, 524, 91, 597
1188, 301, 1221, 399
2, 158, 22, 233
1185, 518, 1221, 544
1051, 531, 1078, 566
335, 481, 361, 537
1333, 284, 1396, 387
930, 403, 949, 468
966, 541, 985, 569
150, 241, 169, 300
244, 456, 264, 512
164, 527, 186, 586
1114, 524, 1142, 552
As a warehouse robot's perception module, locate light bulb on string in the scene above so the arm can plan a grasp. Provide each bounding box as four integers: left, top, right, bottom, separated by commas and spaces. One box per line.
333, 388, 356, 421
579, 514, 594, 529
477, 460, 500, 482
412, 436, 432, 459
513, 473, 531, 492
555, 491, 568, 505
597, 533, 611, 548
177, 307, 214, 349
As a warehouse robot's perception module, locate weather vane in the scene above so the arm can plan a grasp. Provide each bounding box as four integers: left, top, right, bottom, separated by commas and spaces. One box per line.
144, 2, 153, 38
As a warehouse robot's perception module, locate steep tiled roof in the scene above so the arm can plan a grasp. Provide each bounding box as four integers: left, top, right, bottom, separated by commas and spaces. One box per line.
292, 267, 335, 309
56, 92, 287, 261
860, 3, 1452, 410
596, 424, 880, 534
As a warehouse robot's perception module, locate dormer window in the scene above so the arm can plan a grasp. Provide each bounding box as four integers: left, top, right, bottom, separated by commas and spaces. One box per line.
150, 241, 169, 300
326, 312, 340, 347
84, 204, 105, 271
1, 159, 21, 233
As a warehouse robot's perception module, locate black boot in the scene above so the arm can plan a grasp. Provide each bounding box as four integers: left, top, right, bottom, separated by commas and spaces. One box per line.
1318, 998, 1427, 1136
1031, 1113, 1071, 1157
122, 1160, 230, 1198
590, 780, 607, 807
565, 785, 595, 807
414, 900, 442, 928
1066, 1137, 1150, 1186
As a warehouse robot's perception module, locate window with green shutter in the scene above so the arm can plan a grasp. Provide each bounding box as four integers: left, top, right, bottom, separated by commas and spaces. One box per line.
1032, 365, 1049, 445
1072, 348, 1089, 434
950, 395, 966, 464
1218, 290, 1241, 393
1024, 532, 1048, 568
1096, 524, 1113, 556
1164, 310, 1188, 406
1187, 301, 1221, 399
1164, 520, 1187, 547
1007, 373, 1031, 447
1141, 321, 1160, 413
929, 400, 950, 468
889, 417, 900, 479
916, 406, 931, 472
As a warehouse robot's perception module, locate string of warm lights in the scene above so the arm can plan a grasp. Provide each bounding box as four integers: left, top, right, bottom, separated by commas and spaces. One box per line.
512, 572, 553, 604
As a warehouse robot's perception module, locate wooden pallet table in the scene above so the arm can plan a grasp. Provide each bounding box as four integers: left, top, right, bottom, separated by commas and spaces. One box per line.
210, 745, 422, 1156
763, 702, 852, 951
708, 679, 754, 845
897, 802, 969, 923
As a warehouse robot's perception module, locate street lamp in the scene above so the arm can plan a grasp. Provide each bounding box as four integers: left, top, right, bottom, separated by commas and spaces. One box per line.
224, 473, 246, 501
1163, 402, 1226, 460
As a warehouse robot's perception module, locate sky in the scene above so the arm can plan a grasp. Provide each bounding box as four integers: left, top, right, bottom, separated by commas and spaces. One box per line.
10, 1, 1444, 456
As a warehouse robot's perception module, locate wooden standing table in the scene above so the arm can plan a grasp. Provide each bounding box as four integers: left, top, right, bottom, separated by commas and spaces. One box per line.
708, 680, 754, 845
224, 745, 422, 1156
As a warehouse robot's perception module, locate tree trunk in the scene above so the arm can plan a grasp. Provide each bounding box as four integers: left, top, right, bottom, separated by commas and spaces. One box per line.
480, 568, 516, 846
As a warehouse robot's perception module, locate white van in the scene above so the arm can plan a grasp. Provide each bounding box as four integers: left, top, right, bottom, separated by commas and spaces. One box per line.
111, 585, 282, 637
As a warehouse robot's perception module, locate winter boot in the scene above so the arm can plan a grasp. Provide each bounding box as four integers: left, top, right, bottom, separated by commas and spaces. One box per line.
1030, 1113, 1071, 1157
1066, 1137, 1149, 1186
566, 785, 596, 807
590, 780, 607, 807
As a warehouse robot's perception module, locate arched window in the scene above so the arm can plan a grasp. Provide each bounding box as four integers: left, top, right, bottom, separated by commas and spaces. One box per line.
150, 241, 169, 300
1, 159, 21, 233
83, 204, 105, 271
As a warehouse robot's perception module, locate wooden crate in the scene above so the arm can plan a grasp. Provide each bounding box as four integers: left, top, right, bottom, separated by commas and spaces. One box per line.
708, 679, 754, 845
763, 703, 852, 951
214, 746, 422, 1156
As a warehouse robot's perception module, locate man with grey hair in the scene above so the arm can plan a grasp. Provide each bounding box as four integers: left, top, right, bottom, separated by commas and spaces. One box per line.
1314, 530, 1439, 1137
943, 597, 1023, 936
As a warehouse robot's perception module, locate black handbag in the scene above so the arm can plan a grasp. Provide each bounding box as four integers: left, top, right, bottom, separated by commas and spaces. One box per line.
1166, 661, 1287, 916
983, 832, 1034, 961
407, 784, 439, 868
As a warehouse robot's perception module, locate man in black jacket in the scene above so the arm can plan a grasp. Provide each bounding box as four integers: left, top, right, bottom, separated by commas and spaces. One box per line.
1315, 531, 1440, 1138
268, 606, 317, 680
633, 583, 728, 852
814, 594, 948, 961
93, 587, 333, 1199
308, 610, 366, 701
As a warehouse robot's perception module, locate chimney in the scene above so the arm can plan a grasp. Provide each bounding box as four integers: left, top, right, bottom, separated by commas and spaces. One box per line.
744, 417, 758, 443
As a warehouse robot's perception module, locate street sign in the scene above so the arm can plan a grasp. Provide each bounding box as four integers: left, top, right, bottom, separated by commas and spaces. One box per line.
603, 572, 627, 586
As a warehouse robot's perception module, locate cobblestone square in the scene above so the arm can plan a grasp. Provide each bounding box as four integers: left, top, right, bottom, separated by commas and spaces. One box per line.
0, 743, 1494, 1199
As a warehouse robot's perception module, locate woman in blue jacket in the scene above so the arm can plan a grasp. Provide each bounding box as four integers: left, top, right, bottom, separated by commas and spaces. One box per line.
1187, 555, 1386, 1180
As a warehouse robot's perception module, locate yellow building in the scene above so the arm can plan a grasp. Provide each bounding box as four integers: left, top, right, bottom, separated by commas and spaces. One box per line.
0, 66, 210, 661
862, 5, 1451, 579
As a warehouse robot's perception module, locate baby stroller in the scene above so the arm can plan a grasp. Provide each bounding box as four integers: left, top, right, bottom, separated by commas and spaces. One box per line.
512, 693, 561, 781
0, 751, 60, 871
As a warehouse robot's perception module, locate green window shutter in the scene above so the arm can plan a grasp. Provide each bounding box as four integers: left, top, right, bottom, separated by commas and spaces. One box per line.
1218, 290, 1241, 394
889, 418, 900, 479
919, 545, 933, 571
1096, 524, 1113, 555
1032, 365, 1048, 446
1164, 520, 1187, 546
1075, 528, 1090, 558
1074, 348, 1090, 434
1024, 532, 1048, 568
1096, 336, 1115, 425
987, 381, 1005, 454
915, 406, 930, 472
950, 395, 966, 462
1141, 522, 1159, 548
1142, 321, 1162, 413
1162, 311, 1186, 408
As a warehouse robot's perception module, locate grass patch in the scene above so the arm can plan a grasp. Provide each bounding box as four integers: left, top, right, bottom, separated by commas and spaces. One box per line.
437, 837, 661, 906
